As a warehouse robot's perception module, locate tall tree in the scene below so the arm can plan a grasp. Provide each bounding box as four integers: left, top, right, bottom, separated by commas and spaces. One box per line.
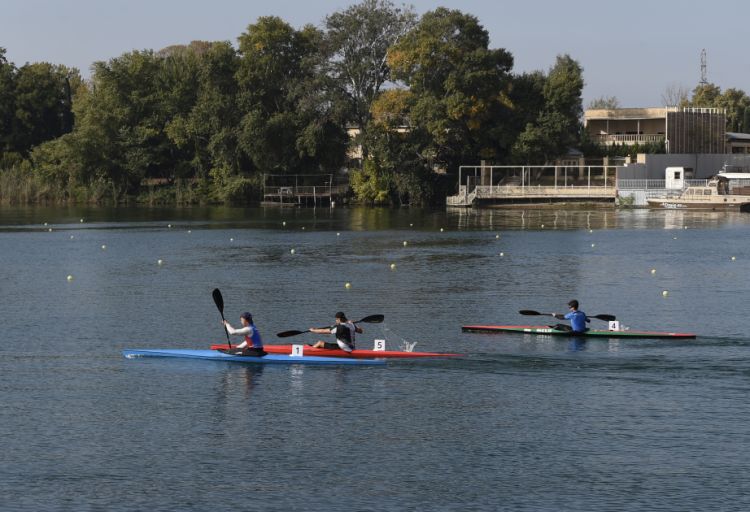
236, 17, 347, 175
387, 8, 514, 169
661, 83, 689, 107
513, 54, 584, 164
325, 0, 416, 159
10, 62, 80, 155
0, 48, 16, 153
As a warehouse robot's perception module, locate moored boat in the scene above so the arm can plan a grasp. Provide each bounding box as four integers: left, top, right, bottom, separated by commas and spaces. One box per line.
123, 349, 386, 365
461, 325, 696, 339
646, 175, 750, 211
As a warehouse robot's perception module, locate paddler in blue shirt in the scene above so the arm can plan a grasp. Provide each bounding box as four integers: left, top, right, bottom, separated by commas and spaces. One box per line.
552, 300, 589, 334
222, 312, 267, 356
309, 312, 362, 353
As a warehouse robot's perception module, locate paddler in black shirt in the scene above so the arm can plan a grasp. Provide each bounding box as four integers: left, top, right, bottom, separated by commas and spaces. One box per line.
309, 312, 362, 353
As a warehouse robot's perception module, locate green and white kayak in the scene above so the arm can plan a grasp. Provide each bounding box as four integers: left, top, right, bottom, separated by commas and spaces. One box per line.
461, 325, 696, 339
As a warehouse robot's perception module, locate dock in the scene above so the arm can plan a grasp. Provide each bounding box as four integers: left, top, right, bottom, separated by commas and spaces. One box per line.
447, 165, 617, 207
261, 174, 349, 207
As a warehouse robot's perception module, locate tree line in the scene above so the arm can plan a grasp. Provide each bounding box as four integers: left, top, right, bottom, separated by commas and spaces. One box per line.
1, 1, 588, 206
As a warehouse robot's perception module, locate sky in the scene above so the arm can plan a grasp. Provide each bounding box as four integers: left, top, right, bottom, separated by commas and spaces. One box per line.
2, 0, 748, 107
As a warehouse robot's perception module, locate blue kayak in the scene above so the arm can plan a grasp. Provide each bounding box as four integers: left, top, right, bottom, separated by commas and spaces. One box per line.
122, 349, 386, 366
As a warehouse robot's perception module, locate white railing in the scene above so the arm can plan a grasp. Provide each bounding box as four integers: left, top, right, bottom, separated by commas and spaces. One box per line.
474, 185, 616, 198
595, 134, 665, 144
617, 179, 708, 190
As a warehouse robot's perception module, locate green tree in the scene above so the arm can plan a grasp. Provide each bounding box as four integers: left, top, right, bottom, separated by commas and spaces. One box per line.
716, 88, 750, 132
513, 54, 584, 163
689, 83, 722, 107
236, 17, 347, 175
388, 8, 514, 170
10, 62, 81, 155
0, 48, 15, 153
325, 0, 416, 160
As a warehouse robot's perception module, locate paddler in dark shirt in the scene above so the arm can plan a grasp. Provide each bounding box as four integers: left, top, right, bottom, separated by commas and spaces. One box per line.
552, 300, 589, 334
309, 312, 362, 353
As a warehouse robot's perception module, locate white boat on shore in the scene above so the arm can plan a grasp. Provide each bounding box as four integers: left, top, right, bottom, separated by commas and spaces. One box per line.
646, 175, 750, 211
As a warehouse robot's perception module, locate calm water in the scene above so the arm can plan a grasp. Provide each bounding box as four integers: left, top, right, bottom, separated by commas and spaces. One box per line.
1, 206, 749, 511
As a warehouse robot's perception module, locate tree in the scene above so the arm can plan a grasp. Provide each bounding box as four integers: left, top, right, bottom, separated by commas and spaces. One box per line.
587, 95, 619, 109
387, 8, 514, 170
661, 83, 689, 107
9, 62, 81, 155
716, 88, 750, 132
236, 17, 347, 175
513, 54, 584, 164
0, 48, 16, 153
689, 83, 722, 107
325, 0, 416, 160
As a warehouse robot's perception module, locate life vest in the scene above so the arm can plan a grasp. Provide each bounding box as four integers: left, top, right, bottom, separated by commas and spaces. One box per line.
334, 322, 356, 349
245, 325, 263, 349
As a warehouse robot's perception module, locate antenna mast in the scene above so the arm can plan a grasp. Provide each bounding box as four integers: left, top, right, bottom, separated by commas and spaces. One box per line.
699, 49, 708, 85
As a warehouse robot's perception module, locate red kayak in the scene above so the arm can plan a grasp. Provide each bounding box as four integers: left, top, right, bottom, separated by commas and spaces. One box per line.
209, 343, 461, 359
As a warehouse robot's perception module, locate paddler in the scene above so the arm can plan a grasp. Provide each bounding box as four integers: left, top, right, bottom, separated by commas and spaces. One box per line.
309, 312, 362, 353
222, 312, 267, 356
552, 300, 589, 334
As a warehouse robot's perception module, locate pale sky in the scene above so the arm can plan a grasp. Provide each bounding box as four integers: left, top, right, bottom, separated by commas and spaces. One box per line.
2, 0, 748, 107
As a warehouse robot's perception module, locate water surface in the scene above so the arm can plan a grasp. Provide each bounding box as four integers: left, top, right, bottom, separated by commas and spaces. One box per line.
1, 206, 749, 511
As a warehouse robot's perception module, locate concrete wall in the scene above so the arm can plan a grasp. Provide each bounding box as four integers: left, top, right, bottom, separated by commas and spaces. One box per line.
617, 154, 750, 180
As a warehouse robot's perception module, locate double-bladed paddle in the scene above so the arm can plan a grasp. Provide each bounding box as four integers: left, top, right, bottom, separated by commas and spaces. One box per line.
276, 314, 385, 338
519, 309, 616, 322
212, 288, 232, 350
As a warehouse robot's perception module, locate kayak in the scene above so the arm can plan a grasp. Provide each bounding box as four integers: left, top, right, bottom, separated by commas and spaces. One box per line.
123, 349, 386, 366
461, 325, 696, 339
208, 344, 461, 359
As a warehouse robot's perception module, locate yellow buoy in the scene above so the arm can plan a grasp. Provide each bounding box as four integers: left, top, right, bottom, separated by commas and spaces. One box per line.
440, 228, 444, 232
409, 223, 413, 227
390, 263, 396, 270
662, 290, 669, 297
345, 282, 351, 289
650, 268, 656, 274
403, 241, 408, 246
157, 259, 163, 265
540, 224, 545, 228
731, 256, 736, 261
67, 275, 73, 281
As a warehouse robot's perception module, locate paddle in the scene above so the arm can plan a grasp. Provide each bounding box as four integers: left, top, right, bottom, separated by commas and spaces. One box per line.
212, 288, 232, 350
276, 314, 385, 338
519, 309, 616, 322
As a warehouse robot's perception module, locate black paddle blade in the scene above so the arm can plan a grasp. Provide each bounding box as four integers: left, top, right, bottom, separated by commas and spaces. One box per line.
212, 288, 224, 313
277, 329, 308, 338
357, 314, 384, 323
519, 310, 542, 316
591, 314, 616, 322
